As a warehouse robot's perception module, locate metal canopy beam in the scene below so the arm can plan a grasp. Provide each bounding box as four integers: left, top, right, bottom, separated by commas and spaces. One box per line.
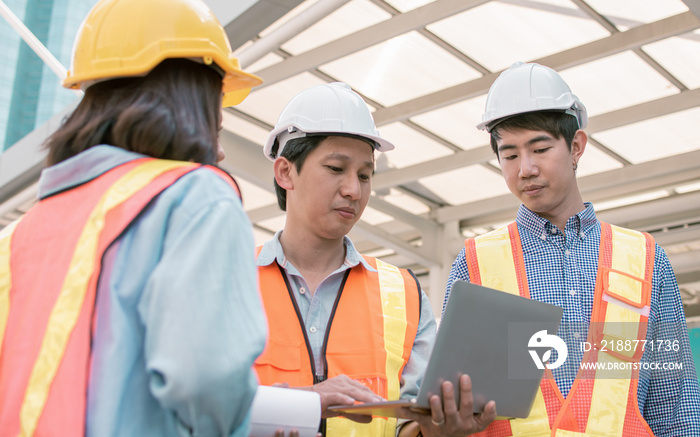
220, 0, 307, 51
682, 0, 700, 19
587, 88, 700, 133
597, 191, 700, 230
253, 0, 490, 87
218, 129, 273, 190
373, 146, 494, 191
435, 149, 700, 225
351, 220, 439, 267
372, 11, 700, 125
373, 88, 700, 195
235, 0, 352, 68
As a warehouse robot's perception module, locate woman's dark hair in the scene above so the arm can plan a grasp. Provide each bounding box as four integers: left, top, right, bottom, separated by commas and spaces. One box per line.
490, 111, 579, 156
273, 135, 328, 211
44, 58, 222, 166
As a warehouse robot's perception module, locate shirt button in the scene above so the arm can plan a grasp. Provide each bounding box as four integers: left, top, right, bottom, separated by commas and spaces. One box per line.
309, 326, 317, 333
299, 287, 306, 295
570, 290, 576, 296
565, 250, 571, 256
541, 233, 547, 240
550, 228, 557, 234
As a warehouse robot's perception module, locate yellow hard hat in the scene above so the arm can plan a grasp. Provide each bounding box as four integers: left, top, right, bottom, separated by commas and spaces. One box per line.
63, 0, 262, 107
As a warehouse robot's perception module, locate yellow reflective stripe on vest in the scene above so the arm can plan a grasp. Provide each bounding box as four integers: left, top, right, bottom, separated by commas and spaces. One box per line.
374, 258, 406, 434
19, 159, 190, 436
583, 225, 649, 436
472, 225, 550, 435
327, 259, 405, 436
376, 258, 408, 404
509, 388, 550, 436
473, 226, 520, 295
555, 430, 579, 436
584, 356, 633, 436
611, 226, 647, 289
0, 220, 20, 355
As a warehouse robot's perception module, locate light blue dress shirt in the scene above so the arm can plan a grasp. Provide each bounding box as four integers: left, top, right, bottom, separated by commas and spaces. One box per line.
444, 203, 700, 436
257, 231, 437, 401
38, 145, 267, 437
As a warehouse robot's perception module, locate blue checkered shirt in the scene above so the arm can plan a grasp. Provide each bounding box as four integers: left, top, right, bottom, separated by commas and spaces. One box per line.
444, 203, 700, 436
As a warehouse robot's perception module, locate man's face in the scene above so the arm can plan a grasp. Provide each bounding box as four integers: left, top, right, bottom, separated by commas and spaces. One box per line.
496, 127, 584, 224
285, 136, 374, 241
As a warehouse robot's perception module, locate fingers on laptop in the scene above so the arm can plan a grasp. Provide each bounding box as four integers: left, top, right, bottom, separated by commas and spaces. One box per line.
416, 375, 497, 436
310, 375, 383, 422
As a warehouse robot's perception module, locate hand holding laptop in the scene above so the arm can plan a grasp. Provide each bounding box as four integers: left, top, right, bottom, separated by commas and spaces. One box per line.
329, 281, 564, 426
297, 375, 384, 424
398, 374, 497, 437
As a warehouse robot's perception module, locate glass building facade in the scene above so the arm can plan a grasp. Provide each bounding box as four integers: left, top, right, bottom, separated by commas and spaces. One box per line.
0, 0, 96, 152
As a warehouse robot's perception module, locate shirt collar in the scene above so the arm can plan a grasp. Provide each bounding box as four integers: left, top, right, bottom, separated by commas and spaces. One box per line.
516, 202, 598, 240
38, 145, 145, 200
256, 230, 376, 272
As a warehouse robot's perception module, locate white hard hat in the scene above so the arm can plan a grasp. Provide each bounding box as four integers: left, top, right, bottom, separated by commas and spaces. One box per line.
477, 62, 588, 132
263, 82, 395, 161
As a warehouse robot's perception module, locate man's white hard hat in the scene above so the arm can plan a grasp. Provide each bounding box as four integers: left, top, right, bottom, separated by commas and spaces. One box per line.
477, 62, 588, 132
263, 82, 395, 161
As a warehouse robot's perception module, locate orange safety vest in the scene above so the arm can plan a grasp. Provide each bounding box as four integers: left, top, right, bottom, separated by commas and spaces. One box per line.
255, 255, 421, 437
465, 222, 655, 437
0, 157, 239, 437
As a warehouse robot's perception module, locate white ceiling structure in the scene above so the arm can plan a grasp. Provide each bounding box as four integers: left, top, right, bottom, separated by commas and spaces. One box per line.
1, 0, 700, 321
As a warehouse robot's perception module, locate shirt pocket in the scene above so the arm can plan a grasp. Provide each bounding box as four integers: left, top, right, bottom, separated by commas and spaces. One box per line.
255, 341, 305, 385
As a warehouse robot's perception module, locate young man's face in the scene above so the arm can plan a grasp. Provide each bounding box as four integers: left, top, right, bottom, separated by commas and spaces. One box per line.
495, 127, 586, 224
285, 135, 374, 241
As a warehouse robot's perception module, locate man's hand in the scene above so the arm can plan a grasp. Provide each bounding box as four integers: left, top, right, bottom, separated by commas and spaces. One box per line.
298, 375, 384, 423
401, 375, 496, 436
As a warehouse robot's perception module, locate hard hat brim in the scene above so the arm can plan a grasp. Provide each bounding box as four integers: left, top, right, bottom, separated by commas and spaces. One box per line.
63, 42, 263, 107
263, 125, 395, 162
477, 106, 586, 132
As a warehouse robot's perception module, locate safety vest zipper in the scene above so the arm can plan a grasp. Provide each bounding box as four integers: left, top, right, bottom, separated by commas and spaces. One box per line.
317, 270, 350, 437
277, 265, 351, 437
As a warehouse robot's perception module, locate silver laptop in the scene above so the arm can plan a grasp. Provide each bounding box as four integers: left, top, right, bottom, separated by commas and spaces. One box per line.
328, 280, 564, 419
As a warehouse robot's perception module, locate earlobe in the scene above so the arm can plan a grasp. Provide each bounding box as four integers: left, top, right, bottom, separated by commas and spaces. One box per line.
273, 158, 294, 190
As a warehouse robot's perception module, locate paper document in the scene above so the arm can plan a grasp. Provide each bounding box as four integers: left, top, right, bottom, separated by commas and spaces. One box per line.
248, 386, 321, 437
